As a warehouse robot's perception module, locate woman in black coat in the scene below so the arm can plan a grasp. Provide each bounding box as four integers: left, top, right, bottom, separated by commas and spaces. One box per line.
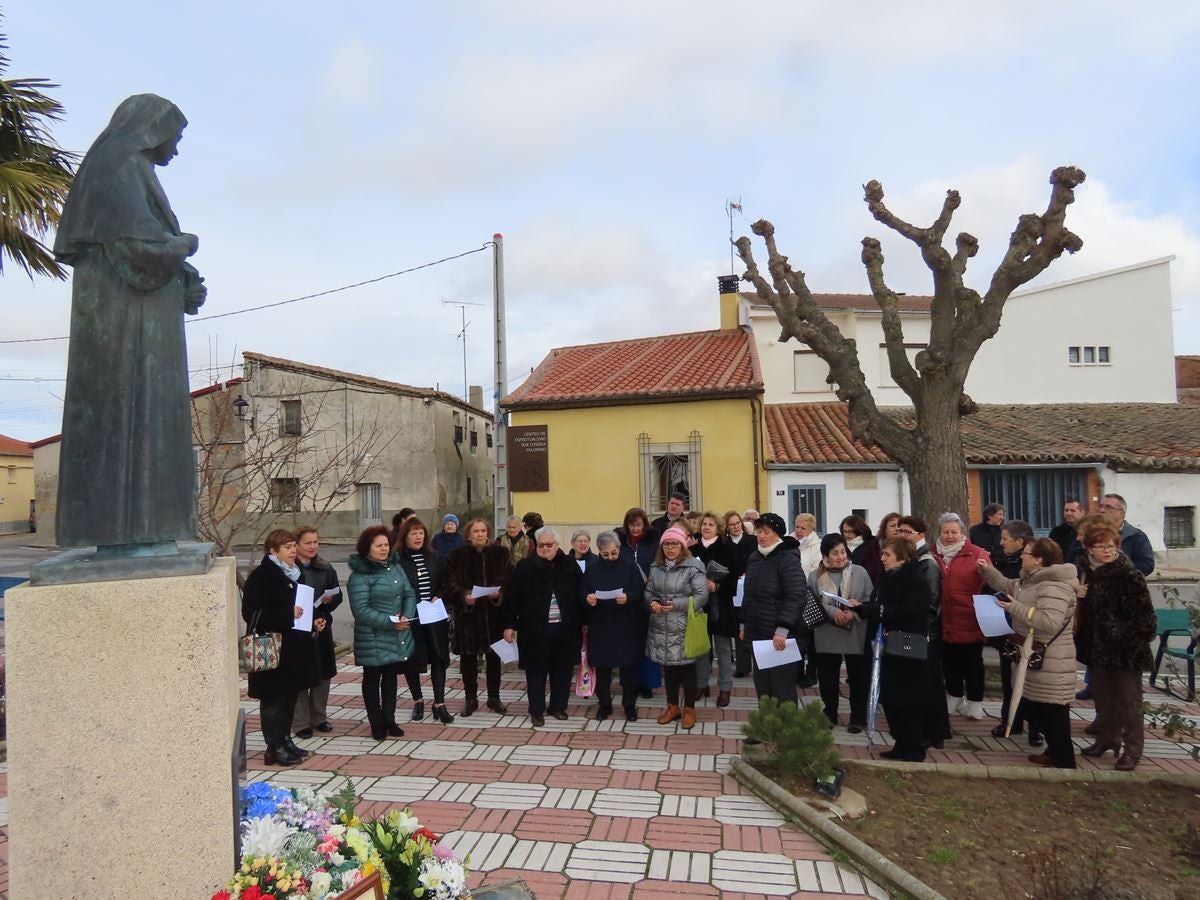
394, 517, 455, 725
568, 529, 600, 575
293, 526, 342, 739
242, 529, 320, 766
855, 537, 930, 762
691, 512, 740, 706
616, 507, 663, 695
582, 531, 648, 722
503, 528, 582, 726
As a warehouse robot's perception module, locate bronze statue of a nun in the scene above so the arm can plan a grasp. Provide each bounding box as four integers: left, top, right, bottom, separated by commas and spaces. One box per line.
53, 94, 206, 550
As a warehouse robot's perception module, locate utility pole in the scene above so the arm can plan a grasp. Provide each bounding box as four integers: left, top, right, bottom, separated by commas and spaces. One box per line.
492, 233, 511, 531
441, 298, 485, 402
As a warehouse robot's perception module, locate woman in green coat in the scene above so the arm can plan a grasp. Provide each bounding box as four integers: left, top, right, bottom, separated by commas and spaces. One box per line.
349, 524, 417, 741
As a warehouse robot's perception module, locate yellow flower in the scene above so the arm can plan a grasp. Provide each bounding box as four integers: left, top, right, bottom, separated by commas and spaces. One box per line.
363, 862, 375, 877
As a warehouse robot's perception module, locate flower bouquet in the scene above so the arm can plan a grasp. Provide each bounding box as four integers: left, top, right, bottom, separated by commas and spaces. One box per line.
213, 779, 470, 900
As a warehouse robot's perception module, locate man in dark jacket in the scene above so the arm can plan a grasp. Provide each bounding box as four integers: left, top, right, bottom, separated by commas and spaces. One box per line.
1099, 493, 1155, 576
651, 492, 687, 534
503, 527, 582, 726
969, 504, 1006, 565
1048, 498, 1084, 559
740, 513, 826, 708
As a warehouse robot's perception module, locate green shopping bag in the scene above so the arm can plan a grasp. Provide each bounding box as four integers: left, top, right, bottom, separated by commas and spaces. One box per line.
683, 594, 710, 659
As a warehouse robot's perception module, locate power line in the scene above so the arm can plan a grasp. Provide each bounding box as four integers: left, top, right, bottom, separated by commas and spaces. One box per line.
0, 243, 493, 344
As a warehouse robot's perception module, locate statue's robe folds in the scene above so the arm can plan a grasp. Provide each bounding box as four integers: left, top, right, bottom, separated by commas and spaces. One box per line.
53, 94, 198, 548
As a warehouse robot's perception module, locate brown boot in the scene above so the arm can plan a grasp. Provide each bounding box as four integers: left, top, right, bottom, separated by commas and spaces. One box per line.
681, 707, 697, 729
716, 691, 731, 708
657, 704, 682, 725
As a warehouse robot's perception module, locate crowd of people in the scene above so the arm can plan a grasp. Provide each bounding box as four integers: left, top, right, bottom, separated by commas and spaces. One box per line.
240, 492, 1159, 773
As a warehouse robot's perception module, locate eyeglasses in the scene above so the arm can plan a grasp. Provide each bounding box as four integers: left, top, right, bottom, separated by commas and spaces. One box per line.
1097, 503, 1123, 512
536, 541, 557, 549
897, 528, 915, 536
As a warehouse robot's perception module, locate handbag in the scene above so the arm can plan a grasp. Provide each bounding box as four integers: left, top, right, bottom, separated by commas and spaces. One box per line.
575, 634, 596, 698
240, 611, 282, 674
704, 560, 731, 583
683, 594, 711, 659
1002, 616, 1072, 671
884, 630, 928, 661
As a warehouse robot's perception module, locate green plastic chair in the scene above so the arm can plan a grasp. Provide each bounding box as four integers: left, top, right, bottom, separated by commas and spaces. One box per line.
1150, 608, 1196, 701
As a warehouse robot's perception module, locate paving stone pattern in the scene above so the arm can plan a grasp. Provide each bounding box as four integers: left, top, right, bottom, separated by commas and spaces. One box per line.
1, 621, 1198, 898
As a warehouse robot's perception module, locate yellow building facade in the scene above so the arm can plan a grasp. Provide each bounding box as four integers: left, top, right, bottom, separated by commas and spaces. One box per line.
503, 319, 765, 533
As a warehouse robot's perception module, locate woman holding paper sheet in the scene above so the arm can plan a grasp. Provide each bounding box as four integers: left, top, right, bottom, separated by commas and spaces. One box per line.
242, 529, 320, 766
808, 534, 873, 732
293, 526, 342, 739
348, 525, 417, 741
582, 531, 648, 721
933, 512, 990, 721
440, 518, 514, 716
395, 518, 454, 725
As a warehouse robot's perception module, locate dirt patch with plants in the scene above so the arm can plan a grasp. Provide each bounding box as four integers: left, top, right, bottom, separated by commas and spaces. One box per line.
769, 762, 1200, 899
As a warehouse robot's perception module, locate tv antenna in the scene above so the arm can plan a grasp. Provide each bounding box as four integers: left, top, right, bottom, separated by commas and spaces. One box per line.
726, 197, 743, 275
442, 298, 486, 402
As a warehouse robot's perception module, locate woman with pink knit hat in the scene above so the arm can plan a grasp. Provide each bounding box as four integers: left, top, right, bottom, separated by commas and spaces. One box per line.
644, 525, 709, 729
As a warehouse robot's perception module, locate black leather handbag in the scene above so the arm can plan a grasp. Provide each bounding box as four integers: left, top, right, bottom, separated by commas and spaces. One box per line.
884, 630, 929, 661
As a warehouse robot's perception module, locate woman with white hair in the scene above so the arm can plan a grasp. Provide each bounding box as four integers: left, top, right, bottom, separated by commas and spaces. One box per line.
568, 529, 599, 573
934, 512, 991, 720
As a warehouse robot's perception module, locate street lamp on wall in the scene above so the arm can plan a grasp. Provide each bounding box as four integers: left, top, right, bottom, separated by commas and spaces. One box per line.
232, 394, 249, 420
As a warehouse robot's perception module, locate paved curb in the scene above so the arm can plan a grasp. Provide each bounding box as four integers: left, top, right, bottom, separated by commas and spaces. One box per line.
850, 756, 1200, 786
730, 757, 948, 900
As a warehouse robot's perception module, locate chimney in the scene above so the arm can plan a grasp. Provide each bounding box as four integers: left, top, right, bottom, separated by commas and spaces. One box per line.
718, 275, 741, 330
469, 385, 484, 408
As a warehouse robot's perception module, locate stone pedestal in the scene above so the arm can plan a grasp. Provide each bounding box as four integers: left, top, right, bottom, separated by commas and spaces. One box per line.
6, 557, 240, 899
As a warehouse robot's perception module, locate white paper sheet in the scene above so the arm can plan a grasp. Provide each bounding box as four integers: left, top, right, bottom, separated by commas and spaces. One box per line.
733, 575, 745, 608
318, 586, 341, 605
594, 588, 623, 601
752, 638, 803, 669
293, 583, 315, 631
471, 584, 502, 599
821, 590, 855, 608
973, 594, 1015, 637
389, 614, 401, 624
416, 597, 449, 624
491, 637, 520, 663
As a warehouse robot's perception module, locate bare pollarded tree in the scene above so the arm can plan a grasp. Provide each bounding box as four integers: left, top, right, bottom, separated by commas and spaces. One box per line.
736, 166, 1086, 520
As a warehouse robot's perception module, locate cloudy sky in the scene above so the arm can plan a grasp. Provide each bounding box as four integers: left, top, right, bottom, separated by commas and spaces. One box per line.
3, 2, 1199, 440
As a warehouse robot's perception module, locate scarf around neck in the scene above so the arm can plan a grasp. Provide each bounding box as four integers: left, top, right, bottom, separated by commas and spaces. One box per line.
845, 535, 864, 552
936, 538, 965, 562
269, 553, 301, 582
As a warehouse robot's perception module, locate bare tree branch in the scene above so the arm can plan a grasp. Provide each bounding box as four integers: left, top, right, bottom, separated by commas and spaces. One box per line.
860, 237, 921, 399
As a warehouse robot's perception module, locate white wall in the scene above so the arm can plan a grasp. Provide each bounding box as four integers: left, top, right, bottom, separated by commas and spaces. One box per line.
746, 257, 1176, 407
1099, 468, 1199, 554
767, 467, 906, 535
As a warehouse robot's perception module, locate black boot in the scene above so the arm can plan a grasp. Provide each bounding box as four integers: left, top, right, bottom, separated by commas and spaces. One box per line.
386, 722, 405, 738
411, 701, 425, 721
433, 704, 456, 724
283, 736, 310, 758
367, 711, 387, 741
264, 743, 300, 766
624, 705, 638, 722
462, 696, 479, 717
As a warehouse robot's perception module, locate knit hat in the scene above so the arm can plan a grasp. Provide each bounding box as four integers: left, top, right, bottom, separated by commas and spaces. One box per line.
442, 513, 460, 527
659, 526, 690, 546
755, 513, 787, 538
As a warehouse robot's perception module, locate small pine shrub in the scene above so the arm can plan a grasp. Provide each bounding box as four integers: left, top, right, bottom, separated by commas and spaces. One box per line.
743, 697, 841, 782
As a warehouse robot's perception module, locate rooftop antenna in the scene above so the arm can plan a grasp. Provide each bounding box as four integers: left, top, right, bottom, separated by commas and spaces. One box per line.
442, 298, 486, 402
726, 197, 743, 275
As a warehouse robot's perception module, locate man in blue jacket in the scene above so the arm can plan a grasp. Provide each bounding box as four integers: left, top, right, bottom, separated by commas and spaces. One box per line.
1099, 494, 1155, 576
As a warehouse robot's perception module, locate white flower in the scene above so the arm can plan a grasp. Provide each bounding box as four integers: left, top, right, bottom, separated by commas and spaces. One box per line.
309, 870, 333, 899
388, 808, 420, 836
419, 857, 468, 899
242, 815, 295, 859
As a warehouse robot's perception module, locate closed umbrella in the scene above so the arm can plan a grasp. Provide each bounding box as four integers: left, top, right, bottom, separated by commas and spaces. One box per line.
866, 623, 883, 745
1005, 629, 1036, 738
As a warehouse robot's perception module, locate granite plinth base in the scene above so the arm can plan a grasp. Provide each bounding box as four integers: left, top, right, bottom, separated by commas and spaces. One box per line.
29, 540, 214, 585
5, 556, 240, 899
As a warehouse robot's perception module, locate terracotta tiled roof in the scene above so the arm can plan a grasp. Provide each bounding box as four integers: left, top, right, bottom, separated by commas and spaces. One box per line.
766, 401, 1200, 472
502, 328, 762, 410
0, 434, 33, 456
741, 291, 933, 313
244, 352, 492, 419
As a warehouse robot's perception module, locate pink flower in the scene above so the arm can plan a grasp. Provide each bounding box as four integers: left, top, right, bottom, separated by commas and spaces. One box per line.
317, 836, 340, 855
433, 843, 456, 861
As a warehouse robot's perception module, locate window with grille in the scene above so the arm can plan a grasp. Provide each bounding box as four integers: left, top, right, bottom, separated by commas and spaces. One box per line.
281, 399, 302, 436
977, 468, 1087, 534
1165, 507, 1195, 549
271, 477, 300, 512
788, 485, 827, 533
638, 431, 701, 514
